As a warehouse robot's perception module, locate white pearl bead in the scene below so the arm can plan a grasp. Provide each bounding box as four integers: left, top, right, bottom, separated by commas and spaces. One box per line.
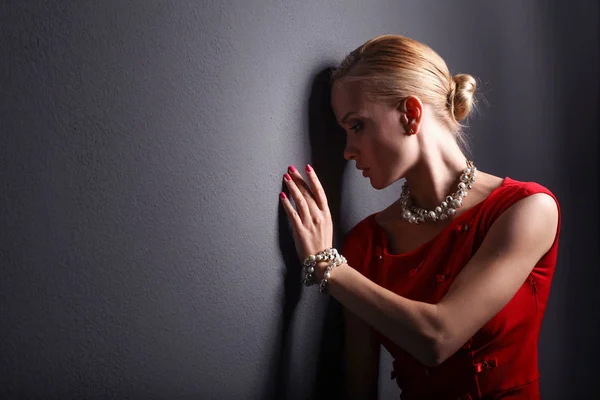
308, 267, 314, 274
398, 160, 477, 225
325, 272, 331, 279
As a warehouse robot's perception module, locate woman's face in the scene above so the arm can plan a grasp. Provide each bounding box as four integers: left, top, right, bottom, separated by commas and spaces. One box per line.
331, 79, 419, 189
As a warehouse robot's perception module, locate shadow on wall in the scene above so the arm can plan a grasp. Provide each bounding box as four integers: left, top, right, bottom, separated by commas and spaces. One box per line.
275, 67, 349, 399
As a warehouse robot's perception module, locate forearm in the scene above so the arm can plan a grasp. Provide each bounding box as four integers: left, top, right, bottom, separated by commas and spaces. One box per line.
328, 263, 443, 366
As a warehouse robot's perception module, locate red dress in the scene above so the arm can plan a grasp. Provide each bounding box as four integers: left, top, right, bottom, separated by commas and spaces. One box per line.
341, 177, 561, 399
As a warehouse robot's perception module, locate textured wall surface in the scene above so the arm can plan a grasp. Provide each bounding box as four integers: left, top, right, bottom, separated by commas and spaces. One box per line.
1, 1, 598, 399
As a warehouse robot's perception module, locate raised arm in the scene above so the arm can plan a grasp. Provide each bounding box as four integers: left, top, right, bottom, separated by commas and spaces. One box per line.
280, 166, 558, 367
328, 192, 559, 366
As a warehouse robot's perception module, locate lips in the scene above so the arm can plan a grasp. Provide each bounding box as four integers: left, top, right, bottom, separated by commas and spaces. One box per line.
356, 165, 369, 177
356, 166, 367, 171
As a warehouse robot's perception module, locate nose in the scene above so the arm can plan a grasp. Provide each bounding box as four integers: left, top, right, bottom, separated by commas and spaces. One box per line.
343, 138, 358, 161
343, 147, 356, 161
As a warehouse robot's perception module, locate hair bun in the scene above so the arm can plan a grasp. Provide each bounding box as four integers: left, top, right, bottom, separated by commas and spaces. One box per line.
449, 74, 477, 122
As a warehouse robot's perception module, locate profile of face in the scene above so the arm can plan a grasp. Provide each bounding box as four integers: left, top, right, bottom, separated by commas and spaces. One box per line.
331, 79, 420, 190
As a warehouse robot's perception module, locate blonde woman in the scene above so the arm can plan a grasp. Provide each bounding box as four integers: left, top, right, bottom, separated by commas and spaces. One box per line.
280, 35, 560, 400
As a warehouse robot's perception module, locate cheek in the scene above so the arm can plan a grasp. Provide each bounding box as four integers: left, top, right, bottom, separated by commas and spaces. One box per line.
373, 136, 400, 160
372, 139, 410, 175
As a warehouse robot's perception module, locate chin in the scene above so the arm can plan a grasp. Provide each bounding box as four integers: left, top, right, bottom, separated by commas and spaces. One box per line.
368, 176, 388, 191
368, 174, 397, 191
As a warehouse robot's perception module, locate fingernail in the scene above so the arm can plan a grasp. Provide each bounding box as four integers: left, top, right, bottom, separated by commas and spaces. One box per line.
306, 164, 313, 172
288, 165, 297, 173
280, 192, 287, 199
284, 173, 292, 181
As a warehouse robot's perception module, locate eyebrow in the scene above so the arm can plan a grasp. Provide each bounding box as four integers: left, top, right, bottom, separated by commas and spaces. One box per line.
340, 111, 359, 125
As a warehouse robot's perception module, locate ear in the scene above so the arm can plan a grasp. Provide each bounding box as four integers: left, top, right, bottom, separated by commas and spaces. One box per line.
399, 96, 423, 135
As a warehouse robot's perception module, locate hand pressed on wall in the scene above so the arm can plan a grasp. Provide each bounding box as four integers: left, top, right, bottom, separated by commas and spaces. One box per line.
280, 164, 334, 279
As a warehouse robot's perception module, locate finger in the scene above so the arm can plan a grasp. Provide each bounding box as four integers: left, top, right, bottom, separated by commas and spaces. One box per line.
283, 173, 310, 224
304, 164, 329, 211
287, 166, 321, 216
280, 191, 303, 232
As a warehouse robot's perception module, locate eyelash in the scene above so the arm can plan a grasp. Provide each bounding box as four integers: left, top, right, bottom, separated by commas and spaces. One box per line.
350, 121, 362, 133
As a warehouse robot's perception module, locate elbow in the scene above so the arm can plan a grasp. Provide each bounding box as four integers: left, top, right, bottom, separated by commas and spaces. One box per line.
418, 337, 450, 367
404, 330, 449, 367
396, 303, 454, 367
422, 305, 451, 367
422, 310, 453, 366
428, 343, 450, 367
426, 327, 460, 367
415, 339, 444, 367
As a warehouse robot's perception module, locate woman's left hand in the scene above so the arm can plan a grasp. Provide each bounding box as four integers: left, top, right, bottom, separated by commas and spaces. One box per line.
280, 165, 333, 276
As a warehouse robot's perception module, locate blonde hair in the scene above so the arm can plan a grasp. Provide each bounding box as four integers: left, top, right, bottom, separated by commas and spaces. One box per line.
330, 34, 477, 153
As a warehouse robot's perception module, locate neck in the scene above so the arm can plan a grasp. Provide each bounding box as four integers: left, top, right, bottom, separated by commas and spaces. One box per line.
403, 131, 469, 210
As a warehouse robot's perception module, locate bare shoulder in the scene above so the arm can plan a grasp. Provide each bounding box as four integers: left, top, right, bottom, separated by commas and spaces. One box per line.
489, 190, 559, 253
513, 190, 558, 211
503, 191, 559, 227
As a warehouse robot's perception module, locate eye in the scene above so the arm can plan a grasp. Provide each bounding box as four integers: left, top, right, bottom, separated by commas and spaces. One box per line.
350, 121, 363, 133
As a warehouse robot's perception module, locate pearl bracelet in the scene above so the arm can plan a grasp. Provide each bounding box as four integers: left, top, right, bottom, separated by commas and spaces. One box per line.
302, 247, 338, 287
301, 248, 346, 295
318, 254, 346, 295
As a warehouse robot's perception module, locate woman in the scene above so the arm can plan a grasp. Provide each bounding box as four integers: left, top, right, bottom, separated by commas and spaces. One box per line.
279, 34, 560, 399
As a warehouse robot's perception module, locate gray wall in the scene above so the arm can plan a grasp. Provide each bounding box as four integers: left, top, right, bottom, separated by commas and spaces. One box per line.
1, 1, 598, 399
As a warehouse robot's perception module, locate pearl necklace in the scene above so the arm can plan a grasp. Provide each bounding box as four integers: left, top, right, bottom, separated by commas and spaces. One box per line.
400, 160, 476, 224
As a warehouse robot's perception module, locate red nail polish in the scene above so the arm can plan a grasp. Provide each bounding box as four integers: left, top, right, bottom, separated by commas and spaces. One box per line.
280, 192, 287, 199
306, 164, 313, 172
289, 165, 297, 173
284, 173, 292, 181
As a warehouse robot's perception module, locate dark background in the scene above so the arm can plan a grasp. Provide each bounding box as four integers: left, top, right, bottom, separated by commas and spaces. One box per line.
1, 1, 598, 399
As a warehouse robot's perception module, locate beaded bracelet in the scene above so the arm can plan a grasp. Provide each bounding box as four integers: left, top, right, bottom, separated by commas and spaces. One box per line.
301, 248, 346, 294
302, 247, 338, 287
318, 254, 346, 295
